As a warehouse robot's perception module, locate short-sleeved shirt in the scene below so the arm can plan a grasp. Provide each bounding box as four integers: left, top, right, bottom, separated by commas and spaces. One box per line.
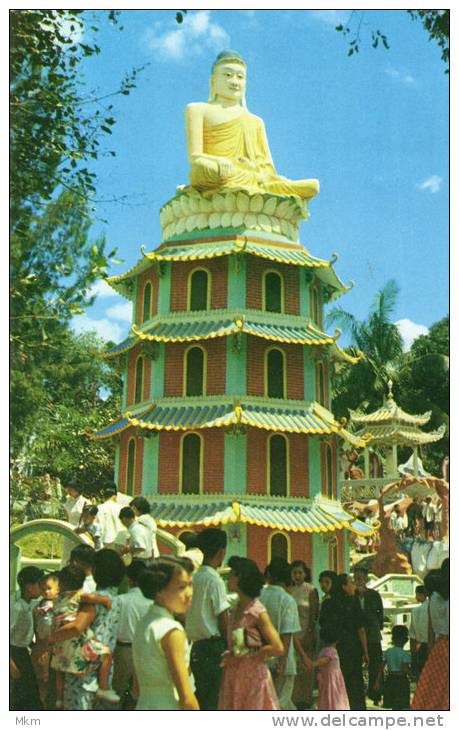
10, 596, 38, 647
117, 587, 153, 643
384, 646, 411, 673
137, 514, 159, 558
409, 601, 429, 643
430, 592, 449, 638
133, 603, 194, 710
260, 585, 301, 676
128, 521, 153, 560
185, 565, 229, 641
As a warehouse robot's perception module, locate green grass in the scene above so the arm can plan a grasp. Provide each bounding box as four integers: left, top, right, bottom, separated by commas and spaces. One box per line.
12, 525, 64, 559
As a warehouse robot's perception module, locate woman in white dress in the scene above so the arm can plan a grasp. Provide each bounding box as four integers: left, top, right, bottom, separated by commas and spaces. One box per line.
133, 557, 199, 710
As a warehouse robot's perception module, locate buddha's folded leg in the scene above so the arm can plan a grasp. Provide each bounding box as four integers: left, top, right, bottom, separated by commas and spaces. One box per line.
264, 177, 319, 201
190, 161, 259, 193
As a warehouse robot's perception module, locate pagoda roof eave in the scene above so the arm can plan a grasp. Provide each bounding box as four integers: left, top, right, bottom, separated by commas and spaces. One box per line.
349, 401, 432, 427
93, 398, 368, 448
358, 424, 446, 447
99, 313, 349, 359
106, 237, 351, 301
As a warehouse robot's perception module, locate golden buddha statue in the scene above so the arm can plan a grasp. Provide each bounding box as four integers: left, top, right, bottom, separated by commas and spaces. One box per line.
185, 51, 319, 201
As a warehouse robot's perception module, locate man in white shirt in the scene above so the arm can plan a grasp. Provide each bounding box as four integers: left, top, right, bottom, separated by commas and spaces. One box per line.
10, 566, 43, 710
186, 528, 229, 710
260, 558, 301, 710
119, 506, 153, 560
112, 560, 152, 708
97, 484, 124, 548
409, 585, 429, 679
130, 496, 159, 558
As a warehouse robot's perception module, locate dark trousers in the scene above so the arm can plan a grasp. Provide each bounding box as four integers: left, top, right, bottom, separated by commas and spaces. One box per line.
338, 644, 366, 711
190, 637, 226, 711
413, 642, 428, 678
367, 642, 383, 702
10, 645, 43, 711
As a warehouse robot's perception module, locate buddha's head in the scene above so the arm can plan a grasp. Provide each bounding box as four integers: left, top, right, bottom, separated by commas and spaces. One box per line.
209, 50, 247, 107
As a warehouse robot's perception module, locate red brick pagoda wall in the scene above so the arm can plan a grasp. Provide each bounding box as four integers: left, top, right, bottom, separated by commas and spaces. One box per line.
135, 268, 159, 324
247, 339, 304, 399
157, 430, 224, 494
247, 526, 312, 571
246, 257, 300, 315
170, 258, 228, 311
246, 430, 309, 497
118, 428, 144, 495
126, 346, 152, 406
163, 340, 226, 396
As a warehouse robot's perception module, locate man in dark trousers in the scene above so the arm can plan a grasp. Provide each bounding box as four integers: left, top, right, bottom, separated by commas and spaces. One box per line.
354, 566, 385, 705
185, 528, 229, 710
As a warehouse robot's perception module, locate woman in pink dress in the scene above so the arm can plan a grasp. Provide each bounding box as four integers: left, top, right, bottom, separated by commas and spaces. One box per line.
218, 558, 284, 711
311, 626, 350, 710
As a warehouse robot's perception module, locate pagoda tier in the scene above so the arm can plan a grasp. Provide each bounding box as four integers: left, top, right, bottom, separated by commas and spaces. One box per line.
100, 311, 362, 365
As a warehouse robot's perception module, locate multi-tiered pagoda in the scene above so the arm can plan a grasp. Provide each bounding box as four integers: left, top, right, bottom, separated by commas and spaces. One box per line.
94, 51, 372, 576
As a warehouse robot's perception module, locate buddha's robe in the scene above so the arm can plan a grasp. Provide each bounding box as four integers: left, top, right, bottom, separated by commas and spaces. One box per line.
189, 113, 319, 201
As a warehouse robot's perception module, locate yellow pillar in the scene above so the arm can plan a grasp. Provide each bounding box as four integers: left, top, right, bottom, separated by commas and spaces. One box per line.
364, 447, 370, 479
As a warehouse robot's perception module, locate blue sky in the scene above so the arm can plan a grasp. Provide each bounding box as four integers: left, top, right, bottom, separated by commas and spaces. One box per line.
71, 9, 449, 350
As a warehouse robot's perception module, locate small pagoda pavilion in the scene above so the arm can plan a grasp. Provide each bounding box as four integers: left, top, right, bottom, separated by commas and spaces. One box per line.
349, 380, 445, 480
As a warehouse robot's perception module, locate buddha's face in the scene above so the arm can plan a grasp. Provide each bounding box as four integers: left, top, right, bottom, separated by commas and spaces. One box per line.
211, 62, 246, 104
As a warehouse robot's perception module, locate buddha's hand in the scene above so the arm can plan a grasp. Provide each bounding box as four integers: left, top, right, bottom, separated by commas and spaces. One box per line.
218, 158, 236, 179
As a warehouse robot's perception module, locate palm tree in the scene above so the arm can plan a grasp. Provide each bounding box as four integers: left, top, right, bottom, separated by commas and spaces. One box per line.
326, 279, 404, 417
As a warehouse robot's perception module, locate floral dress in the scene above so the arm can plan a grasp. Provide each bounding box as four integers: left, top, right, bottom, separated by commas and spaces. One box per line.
50, 590, 109, 675
62, 587, 121, 710
218, 598, 279, 710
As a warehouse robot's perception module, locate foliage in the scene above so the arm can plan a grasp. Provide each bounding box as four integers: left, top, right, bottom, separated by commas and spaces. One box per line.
12, 330, 122, 491
336, 10, 449, 71
327, 279, 403, 416
396, 317, 449, 475
10, 10, 136, 484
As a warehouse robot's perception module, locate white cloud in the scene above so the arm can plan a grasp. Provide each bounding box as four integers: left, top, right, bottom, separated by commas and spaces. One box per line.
105, 301, 132, 323
310, 10, 348, 27
396, 319, 429, 351
144, 10, 230, 63
88, 279, 117, 299
383, 66, 416, 85
416, 175, 442, 194
72, 314, 123, 343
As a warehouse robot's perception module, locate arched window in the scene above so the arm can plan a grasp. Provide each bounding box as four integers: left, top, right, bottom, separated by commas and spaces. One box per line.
185, 346, 205, 396
311, 286, 321, 325
264, 271, 283, 313
266, 348, 285, 399
126, 438, 136, 496
325, 443, 334, 498
268, 434, 288, 497
189, 269, 209, 311
316, 362, 326, 406
270, 533, 290, 562
181, 433, 202, 495
134, 356, 144, 404
142, 282, 152, 323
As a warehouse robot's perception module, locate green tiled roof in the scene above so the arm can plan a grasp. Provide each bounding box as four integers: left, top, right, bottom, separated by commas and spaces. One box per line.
149, 496, 376, 536
107, 238, 351, 300
94, 400, 367, 448
101, 316, 340, 358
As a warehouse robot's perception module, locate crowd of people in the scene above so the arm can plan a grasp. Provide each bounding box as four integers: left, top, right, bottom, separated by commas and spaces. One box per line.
10, 506, 449, 712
